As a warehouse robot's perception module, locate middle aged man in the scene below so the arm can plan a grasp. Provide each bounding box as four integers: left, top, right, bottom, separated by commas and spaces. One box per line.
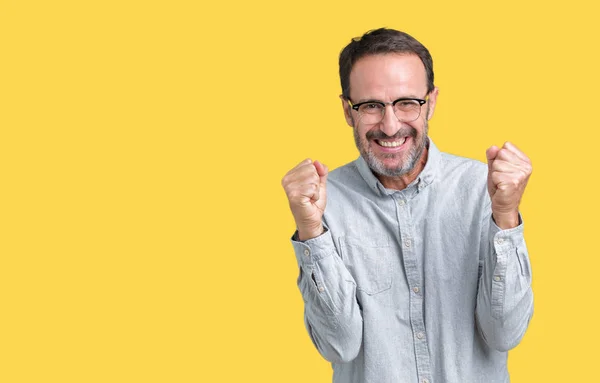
281, 28, 534, 383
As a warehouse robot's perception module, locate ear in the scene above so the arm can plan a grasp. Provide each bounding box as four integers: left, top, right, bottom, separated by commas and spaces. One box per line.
425, 87, 439, 120
340, 95, 354, 127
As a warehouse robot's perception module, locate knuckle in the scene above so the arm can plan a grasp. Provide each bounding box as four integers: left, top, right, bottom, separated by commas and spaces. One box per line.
289, 188, 304, 199
519, 169, 529, 179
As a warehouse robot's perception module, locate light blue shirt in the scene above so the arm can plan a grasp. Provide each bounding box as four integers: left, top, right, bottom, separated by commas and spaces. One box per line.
291, 140, 533, 383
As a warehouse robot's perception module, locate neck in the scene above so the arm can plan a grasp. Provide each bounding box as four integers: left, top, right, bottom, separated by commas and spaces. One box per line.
377, 146, 429, 191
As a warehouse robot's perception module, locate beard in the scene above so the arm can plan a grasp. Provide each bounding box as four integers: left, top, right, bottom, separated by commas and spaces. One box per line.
353, 118, 429, 178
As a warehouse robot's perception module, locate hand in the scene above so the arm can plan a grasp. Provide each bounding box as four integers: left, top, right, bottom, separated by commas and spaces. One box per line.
486, 142, 532, 229
281, 159, 329, 240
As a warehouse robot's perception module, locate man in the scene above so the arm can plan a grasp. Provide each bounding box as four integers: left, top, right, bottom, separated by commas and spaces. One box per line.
281, 28, 533, 383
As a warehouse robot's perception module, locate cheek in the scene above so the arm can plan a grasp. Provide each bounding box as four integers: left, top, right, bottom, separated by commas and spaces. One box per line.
412, 119, 427, 135
357, 125, 373, 141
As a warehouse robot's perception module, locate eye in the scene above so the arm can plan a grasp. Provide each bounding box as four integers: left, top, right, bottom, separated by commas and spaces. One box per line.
395, 100, 420, 110
359, 103, 383, 113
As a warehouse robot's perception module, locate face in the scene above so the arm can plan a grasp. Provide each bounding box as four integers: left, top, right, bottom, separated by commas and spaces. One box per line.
342, 53, 438, 178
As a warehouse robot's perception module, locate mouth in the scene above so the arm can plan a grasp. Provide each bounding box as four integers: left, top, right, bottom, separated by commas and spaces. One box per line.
374, 136, 409, 151
376, 137, 406, 147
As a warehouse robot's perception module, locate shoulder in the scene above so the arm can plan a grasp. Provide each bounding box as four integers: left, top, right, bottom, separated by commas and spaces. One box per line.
326, 159, 376, 198
328, 161, 360, 183
438, 151, 488, 185
433, 151, 490, 207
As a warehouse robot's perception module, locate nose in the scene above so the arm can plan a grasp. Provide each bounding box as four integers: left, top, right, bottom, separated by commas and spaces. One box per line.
379, 104, 401, 137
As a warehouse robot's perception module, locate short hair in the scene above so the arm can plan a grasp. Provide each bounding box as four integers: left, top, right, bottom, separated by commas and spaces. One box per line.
339, 28, 434, 99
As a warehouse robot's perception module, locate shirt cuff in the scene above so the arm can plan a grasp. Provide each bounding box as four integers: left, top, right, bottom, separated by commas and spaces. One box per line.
290, 227, 335, 269
489, 213, 525, 254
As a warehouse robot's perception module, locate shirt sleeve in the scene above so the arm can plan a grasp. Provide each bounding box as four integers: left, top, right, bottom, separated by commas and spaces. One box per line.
475, 211, 534, 352
291, 226, 363, 364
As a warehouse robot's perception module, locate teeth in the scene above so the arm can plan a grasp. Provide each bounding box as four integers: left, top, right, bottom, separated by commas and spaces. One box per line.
378, 137, 406, 147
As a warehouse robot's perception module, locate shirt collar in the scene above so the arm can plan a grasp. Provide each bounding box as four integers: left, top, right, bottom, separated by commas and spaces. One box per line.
355, 138, 442, 197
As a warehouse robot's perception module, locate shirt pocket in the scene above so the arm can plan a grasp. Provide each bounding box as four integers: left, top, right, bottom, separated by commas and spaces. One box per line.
339, 235, 393, 295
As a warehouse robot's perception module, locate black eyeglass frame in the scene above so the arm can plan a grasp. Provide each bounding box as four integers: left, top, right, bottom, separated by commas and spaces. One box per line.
347, 96, 428, 112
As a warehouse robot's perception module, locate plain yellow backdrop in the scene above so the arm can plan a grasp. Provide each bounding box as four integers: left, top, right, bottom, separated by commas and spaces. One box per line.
1, 0, 598, 381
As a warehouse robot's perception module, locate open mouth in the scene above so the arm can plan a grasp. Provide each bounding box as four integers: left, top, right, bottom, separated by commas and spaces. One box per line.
375, 136, 407, 148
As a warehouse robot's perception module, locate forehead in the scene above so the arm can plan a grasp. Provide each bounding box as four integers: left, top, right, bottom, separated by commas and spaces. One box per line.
349, 53, 427, 101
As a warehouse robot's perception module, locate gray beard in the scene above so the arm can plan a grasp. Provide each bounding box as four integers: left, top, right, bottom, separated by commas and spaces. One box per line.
353, 119, 429, 178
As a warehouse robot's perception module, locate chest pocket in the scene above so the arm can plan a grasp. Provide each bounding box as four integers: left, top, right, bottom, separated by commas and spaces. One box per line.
340, 235, 393, 295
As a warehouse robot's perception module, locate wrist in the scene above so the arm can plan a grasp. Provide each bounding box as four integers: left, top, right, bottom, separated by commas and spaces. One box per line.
298, 224, 325, 241
492, 211, 519, 230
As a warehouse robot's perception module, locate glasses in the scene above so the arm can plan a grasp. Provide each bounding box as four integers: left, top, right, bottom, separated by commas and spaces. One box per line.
347, 96, 428, 125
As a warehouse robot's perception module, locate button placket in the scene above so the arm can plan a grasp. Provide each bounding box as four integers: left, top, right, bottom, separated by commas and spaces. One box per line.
395, 191, 432, 382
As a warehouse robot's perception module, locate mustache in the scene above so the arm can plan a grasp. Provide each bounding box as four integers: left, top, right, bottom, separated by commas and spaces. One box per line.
366, 127, 417, 141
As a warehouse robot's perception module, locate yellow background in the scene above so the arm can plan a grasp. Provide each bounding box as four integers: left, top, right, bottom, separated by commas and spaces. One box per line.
1, 0, 598, 381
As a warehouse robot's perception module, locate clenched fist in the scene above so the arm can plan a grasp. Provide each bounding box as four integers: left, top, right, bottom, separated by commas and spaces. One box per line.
281, 159, 329, 241
486, 142, 532, 229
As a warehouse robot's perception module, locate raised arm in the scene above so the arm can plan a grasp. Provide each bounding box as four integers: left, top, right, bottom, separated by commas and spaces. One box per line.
283, 159, 363, 363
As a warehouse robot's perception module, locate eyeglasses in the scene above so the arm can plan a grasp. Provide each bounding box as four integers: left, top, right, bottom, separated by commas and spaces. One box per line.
347, 96, 428, 124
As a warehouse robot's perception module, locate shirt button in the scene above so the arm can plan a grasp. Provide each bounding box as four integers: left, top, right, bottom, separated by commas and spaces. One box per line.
494, 276, 501, 282
304, 249, 310, 257
423, 379, 429, 383
496, 238, 504, 245
417, 332, 424, 339
412, 286, 420, 293
398, 199, 405, 206
404, 239, 412, 248
318, 286, 324, 292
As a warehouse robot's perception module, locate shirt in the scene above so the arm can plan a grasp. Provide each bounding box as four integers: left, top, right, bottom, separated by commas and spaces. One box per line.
290, 140, 533, 383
